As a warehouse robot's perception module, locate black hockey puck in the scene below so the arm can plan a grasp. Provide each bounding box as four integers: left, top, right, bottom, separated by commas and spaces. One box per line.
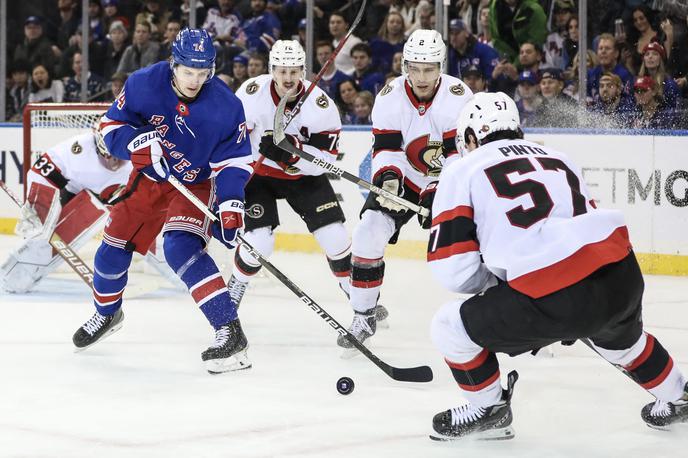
336, 377, 355, 395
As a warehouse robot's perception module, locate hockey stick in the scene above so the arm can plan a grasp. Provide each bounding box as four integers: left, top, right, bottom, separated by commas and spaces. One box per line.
578, 337, 638, 383
167, 175, 433, 383
0, 179, 95, 287
273, 95, 431, 217
252, 0, 368, 175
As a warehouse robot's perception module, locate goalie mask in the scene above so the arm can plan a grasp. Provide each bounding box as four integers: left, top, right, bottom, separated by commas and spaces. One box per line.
93, 121, 123, 170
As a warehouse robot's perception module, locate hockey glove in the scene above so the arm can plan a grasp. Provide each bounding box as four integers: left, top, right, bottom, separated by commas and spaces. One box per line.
374, 169, 407, 213
128, 130, 170, 182
258, 131, 301, 164
417, 181, 438, 229
212, 199, 244, 249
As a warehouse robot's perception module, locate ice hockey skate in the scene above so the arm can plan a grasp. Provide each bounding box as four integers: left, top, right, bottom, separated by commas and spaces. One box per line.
202, 319, 251, 374
430, 371, 519, 441
641, 382, 688, 430
337, 308, 376, 359
337, 284, 390, 329
227, 274, 248, 308
72, 309, 125, 351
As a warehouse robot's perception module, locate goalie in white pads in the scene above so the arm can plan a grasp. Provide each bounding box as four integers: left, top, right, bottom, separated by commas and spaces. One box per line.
427, 92, 688, 441
229, 40, 385, 321
338, 29, 473, 350
0, 129, 132, 293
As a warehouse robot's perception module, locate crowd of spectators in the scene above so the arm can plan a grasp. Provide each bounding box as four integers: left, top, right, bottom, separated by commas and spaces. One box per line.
4, 0, 688, 130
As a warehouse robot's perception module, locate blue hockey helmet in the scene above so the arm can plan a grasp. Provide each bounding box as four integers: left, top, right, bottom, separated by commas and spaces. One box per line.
171, 28, 216, 79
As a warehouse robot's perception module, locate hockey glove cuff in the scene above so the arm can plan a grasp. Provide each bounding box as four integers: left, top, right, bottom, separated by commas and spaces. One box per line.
374, 169, 407, 213
213, 199, 244, 249
418, 181, 438, 229
128, 130, 170, 182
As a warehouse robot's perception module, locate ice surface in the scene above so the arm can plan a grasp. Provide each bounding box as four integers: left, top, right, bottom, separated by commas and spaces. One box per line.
0, 234, 686, 458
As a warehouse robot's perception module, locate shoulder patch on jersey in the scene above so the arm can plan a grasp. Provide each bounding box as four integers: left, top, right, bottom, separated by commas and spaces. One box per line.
71, 141, 82, 155
449, 84, 465, 96
380, 84, 392, 96
246, 81, 259, 95
315, 94, 329, 109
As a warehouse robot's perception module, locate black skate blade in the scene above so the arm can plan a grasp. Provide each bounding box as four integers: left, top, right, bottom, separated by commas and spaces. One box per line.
429, 426, 515, 442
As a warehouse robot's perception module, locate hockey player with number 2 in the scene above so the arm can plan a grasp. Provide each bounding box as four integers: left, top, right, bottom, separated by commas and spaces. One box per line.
427, 91, 688, 440
0, 129, 131, 293
228, 40, 387, 322
338, 29, 473, 351
71, 28, 254, 374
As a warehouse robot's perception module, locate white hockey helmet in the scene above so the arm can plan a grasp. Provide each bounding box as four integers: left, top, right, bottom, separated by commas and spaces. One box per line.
456, 92, 521, 153
269, 40, 306, 76
402, 29, 447, 75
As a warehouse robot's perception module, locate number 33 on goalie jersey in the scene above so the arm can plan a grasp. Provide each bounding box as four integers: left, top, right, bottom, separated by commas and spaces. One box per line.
427, 139, 632, 299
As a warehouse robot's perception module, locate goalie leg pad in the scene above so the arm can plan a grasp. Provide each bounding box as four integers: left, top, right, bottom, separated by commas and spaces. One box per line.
0, 239, 53, 293
165, 231, 236, 329
431, 300, 503, 408
93, 242, 133, 315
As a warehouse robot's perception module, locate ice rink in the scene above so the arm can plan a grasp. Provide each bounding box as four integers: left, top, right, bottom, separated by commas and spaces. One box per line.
1, 233, 686, 458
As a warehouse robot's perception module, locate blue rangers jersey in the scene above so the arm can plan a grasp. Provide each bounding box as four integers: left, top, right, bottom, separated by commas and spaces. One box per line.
100, 61, 252, 204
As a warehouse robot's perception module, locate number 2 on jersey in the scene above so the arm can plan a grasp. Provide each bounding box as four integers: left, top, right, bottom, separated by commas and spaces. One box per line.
484, 157, 587, 229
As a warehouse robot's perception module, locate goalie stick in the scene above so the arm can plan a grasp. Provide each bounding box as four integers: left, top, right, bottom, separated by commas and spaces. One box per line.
252, 0, 368, 173
273, 94, 431, 217
167, 175, 433, 383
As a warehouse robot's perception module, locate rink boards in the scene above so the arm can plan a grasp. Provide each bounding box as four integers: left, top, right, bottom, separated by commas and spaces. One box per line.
1, 124, 687, 275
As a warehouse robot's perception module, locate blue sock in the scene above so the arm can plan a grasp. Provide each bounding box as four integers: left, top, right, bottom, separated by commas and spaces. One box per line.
93, 243, 132, 315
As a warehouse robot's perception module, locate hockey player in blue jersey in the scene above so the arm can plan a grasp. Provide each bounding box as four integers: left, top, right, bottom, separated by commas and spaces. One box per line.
72, 28, 254, 374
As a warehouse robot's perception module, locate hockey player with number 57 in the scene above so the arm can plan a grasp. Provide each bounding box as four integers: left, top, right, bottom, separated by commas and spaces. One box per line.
427, 92, 687, 440
71, 28, 254, 374
338, 29, 473, 350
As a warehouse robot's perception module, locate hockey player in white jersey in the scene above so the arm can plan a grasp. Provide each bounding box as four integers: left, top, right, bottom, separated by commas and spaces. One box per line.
229, 40, 386, 321
338, 29, 473, 350
0, 129, 132, 293
427, 92, 688, 440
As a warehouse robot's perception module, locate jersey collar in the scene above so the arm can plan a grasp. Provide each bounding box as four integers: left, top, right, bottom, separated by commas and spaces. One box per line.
404, 77, 442, 116
270, 80, 305, 111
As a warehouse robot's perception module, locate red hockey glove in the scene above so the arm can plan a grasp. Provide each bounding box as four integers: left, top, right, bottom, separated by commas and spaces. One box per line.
128, 130, 170, 182
213, 199, 244, 249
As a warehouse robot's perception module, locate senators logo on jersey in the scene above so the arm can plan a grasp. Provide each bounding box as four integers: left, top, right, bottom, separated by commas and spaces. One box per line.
71, 142, 83, 154
449, 84, 465, 96
406, 134, 444, 177
380, 85, 392, 96
246, 81, 259, 95
316, 94, 329, 109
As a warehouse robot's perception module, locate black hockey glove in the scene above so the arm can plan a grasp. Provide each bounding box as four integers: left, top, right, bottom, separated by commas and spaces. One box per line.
374, 169, 407, 213
418, 181, 438, 229
259, 132, 300, 164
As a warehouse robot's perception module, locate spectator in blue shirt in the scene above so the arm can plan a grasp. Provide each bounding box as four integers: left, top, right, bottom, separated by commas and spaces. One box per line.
315, 40, 351, 101
630, 75, 681, 130
63, 51, 106, 102
350, 43, 386, 95
637, 41, 681, 111
447, 18, 499, 83
587, 33, 634, 101
368, 11, 406, 74
515, 70, 543, 127
589, 72, 636, 127
239, 0, 281, 53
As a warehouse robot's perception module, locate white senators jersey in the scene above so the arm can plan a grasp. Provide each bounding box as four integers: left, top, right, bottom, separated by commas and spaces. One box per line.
371, 74, 473, 193
237, 74, 342, 180
427, 139, 632, 299
28, 132, 133, 195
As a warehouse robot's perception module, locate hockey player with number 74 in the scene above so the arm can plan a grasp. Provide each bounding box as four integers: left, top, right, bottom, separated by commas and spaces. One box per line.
71, 28, 254, 374
427, 92, 688, 441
